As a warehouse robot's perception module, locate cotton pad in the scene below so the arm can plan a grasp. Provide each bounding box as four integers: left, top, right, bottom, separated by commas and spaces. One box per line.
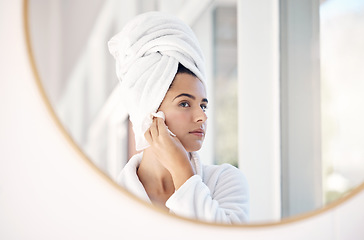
151, 111, 176, 137
151, 111, 166, 121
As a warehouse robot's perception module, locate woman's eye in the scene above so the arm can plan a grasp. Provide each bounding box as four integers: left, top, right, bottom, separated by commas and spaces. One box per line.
201, 104, 208, 112
179, 102, 190, 108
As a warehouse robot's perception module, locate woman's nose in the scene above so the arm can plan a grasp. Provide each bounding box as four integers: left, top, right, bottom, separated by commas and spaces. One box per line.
195, 107, 208, 123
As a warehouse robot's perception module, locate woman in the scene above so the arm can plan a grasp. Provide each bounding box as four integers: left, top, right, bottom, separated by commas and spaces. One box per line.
108, 11, 249, 224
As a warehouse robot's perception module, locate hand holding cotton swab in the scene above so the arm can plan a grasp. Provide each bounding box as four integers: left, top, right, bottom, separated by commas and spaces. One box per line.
151, 111, 176, 137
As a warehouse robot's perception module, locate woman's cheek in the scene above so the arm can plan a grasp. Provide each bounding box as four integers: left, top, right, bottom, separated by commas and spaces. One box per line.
165, 111, 189, 134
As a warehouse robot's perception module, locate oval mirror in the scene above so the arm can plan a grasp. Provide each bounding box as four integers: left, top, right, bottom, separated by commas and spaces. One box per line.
25, 0, 364, 224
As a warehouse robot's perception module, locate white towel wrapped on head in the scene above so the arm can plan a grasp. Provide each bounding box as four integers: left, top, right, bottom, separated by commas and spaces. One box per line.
108, 11, 206, 151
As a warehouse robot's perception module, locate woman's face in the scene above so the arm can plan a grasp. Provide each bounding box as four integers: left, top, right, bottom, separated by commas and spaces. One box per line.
158, 73, 208, 152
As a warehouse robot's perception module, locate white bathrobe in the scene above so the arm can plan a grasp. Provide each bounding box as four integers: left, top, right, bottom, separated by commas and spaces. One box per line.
117, 152, 249, 224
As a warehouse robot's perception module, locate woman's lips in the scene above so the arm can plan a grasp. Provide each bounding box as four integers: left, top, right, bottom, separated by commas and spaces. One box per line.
189, 129, 205, 137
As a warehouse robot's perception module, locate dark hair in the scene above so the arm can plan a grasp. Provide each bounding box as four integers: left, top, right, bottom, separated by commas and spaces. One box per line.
168, 63, 196, 90
176, 63, 196, 77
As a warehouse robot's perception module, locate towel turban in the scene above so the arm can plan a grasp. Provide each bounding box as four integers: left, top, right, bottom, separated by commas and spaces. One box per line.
108, 11, 206, 151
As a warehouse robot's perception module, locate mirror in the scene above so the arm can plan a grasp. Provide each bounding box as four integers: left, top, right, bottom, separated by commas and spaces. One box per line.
26, 0, 364, 224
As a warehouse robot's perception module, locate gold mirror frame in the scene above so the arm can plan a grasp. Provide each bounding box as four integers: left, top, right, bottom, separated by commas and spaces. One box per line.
23, 0, 364, 228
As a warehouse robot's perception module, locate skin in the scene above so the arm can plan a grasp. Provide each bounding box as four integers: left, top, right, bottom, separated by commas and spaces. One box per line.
137, 73, 208, 210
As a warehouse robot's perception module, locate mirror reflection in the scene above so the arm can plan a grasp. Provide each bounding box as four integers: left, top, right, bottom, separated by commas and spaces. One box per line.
27, 0, 364, 224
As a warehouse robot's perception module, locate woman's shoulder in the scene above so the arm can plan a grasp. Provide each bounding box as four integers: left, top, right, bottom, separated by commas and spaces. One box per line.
190, 152, 246, 181
117, 152, 143, 184
202, 162, 242, 175
201, 162, 248, 187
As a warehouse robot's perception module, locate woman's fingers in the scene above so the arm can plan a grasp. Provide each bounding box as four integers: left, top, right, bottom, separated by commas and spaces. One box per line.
145, 117, 174, 145
156, 117, 169, 136
149, 118, 159, 138
144, 127, 152, 143
144, 118, 158, 144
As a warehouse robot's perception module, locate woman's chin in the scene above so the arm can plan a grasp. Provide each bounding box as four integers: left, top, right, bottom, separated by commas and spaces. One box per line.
183, 141, 204, 152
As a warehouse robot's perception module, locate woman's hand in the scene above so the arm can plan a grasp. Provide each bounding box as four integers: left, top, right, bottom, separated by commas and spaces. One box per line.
144, 117, 194, 189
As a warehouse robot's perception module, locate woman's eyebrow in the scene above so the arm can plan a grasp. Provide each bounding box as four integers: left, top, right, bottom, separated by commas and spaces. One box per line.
173, 93, 208, 103
173, 93, 195, 101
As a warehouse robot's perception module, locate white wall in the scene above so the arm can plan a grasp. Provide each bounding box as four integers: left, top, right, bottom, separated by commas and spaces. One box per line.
238, 0, 281, 222
1, 1, 364, 239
